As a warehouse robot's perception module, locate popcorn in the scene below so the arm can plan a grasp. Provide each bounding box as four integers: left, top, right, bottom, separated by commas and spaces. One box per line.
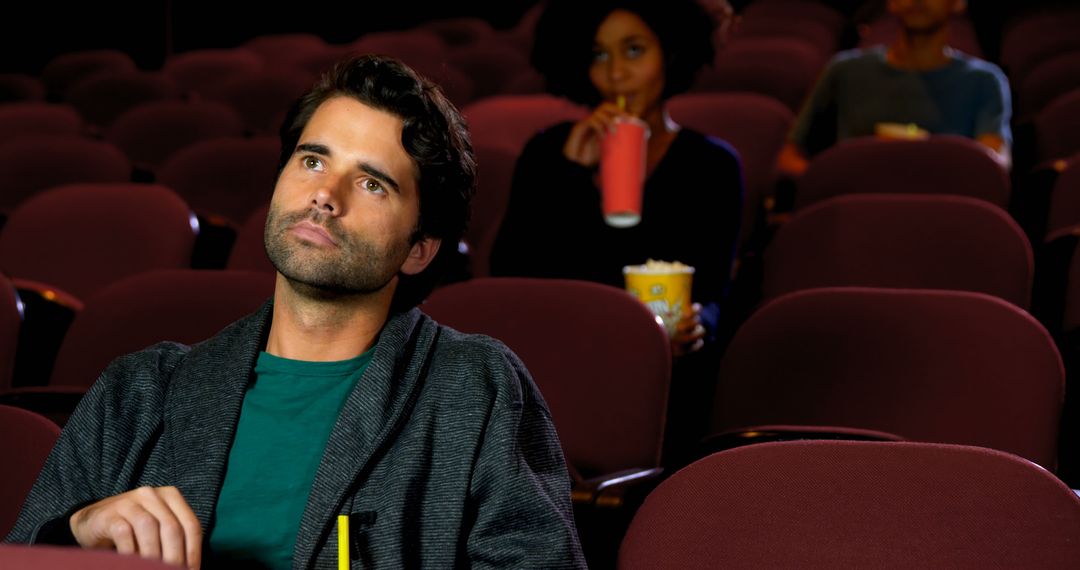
622, 259, 695, 274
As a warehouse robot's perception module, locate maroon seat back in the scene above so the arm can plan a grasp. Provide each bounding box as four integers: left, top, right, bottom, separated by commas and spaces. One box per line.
466, 143, 518, 277
162, 48, 264, 96
422, 278, 671, 478
0, 545, 174, 569
106, 101, 245, 172
740, 0, 845, 35
764, 194, 1033, 308
1001, 8, 1080, 85
713, 287, 1064, 469
295, 45, 358, 77
203, 69, 315, 135
158, 137, 280, 226
49, 269, 274, 389
0, 184, 197, 303
446, 42, 531, 99
421, 17, 495, 47
796, 135, 1010, 209
226, 203, 275, 275
65, 71, 182, 128
1036, 89, 1080, 164
0, 103, 82, 140
242, 33, 329, 67
730, 18, 838, 56
695, 38, 826, 111
462, 95, 588, 156
0, 135, 132, 212
41, 50, 136, 99
1017, 52, 1080, 121
0, 406, 60, 537
620, 441, 1080, 569
350, 29, 445, 71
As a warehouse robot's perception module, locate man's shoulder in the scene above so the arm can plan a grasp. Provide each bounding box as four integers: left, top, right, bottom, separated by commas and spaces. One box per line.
949, 50, 1008, 84
430, 324, 521, 375
825, 46, 885, 72
423, 319, 538, 405
103, 341, 191, 381
89, 340, 192, 407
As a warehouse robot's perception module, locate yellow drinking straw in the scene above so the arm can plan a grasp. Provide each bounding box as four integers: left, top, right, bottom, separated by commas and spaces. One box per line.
616, 95, 626, 111
337, 515, 350, 569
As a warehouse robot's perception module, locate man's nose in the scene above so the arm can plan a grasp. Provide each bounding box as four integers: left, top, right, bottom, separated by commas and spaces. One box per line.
311, 176, 347, 214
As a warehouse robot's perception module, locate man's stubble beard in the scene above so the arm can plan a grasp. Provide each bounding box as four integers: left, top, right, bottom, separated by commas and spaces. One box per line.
263, 205, 412, 298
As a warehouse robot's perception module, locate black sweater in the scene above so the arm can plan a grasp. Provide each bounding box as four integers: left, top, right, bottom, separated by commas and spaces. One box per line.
491, 122, 744, 328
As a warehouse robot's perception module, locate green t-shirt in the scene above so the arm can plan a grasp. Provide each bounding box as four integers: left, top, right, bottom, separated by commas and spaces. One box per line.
208, 348, 374, 569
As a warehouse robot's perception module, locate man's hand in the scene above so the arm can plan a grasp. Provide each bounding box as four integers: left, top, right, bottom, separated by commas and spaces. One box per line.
69, 486, 202, 569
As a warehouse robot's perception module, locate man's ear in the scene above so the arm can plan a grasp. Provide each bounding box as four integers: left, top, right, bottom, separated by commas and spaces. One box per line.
401, 237, 442, 276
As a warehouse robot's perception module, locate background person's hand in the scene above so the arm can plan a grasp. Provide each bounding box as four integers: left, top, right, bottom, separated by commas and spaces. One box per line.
562, 101, 627, 167
69, 486, 202, 569
671, 302, 706, 358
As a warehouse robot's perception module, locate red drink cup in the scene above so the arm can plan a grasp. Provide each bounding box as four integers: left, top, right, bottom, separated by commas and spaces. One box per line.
600, 116, 649, 228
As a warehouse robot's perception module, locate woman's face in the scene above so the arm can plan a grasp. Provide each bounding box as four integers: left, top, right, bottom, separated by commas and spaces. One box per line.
589, 9, 666, 116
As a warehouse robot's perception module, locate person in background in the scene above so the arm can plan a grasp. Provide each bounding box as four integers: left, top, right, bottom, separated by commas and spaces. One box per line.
778, 0, 1012, 176
6, 54, 586, 570
490, 0, 744, 468
491, 0, 744, 360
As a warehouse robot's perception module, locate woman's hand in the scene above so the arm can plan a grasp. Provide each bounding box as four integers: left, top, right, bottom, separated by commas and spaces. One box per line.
671, 302, 706, 358
562, 101, 626, 167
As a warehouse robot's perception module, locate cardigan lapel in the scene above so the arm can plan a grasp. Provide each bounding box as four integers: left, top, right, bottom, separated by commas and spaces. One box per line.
293, 308, 437, 568
163, 301, 272, 528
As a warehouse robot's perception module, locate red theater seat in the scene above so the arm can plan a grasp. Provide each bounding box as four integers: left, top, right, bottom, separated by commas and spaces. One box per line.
620, 441, 1080, 569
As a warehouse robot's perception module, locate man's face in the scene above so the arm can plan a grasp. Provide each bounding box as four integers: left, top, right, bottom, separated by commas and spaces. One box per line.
888, 0, 965, 34
264, 96, 437, 295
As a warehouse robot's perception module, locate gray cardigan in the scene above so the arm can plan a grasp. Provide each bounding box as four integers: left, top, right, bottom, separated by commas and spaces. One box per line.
5, 302, 586, 569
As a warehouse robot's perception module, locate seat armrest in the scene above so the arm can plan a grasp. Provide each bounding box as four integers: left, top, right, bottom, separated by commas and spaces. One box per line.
10, 282, 81, 388
0, 385, 88, 427
573, 467, 665, 509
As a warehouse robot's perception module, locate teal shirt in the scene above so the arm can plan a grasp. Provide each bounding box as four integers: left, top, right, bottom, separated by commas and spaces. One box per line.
208, 348, 374, 569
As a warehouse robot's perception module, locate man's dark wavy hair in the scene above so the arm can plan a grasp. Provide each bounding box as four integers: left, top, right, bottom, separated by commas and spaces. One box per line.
531, 0, 716, 107
276, 54, 476, 313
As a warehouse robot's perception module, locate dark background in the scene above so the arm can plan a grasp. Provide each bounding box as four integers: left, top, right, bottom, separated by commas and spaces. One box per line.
0, 1, 541, 74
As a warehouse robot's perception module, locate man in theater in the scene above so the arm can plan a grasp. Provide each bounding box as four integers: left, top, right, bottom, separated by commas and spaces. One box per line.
5, 54, 586, 569
778, 0, 1012, 175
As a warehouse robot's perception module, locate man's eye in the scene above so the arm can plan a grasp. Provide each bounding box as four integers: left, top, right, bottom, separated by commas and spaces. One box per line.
362, 178, 385, 194
303, 156, 323, 170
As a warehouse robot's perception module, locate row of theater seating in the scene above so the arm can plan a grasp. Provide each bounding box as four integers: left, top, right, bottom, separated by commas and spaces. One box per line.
4, 91, 1080, 272
3, 4, 1080, 282
3, 134, 1080, 312
3, 278, 1079, 563
5, 437, 1078, 567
